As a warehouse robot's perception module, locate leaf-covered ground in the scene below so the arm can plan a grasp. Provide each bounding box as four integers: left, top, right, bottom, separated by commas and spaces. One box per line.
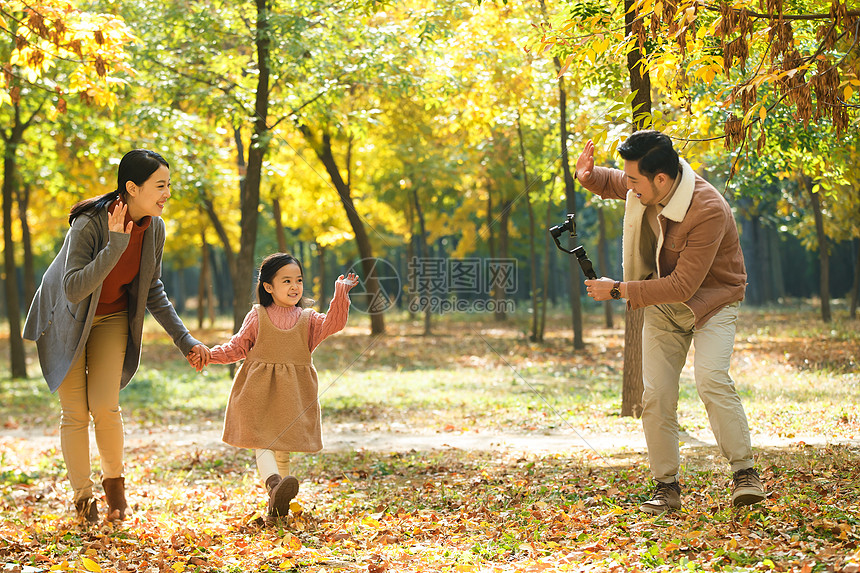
1, 307, 859, 572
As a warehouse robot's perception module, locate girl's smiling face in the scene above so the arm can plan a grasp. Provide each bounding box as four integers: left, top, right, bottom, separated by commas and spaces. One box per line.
263, 263, 303, 307
126, 164, 171, 221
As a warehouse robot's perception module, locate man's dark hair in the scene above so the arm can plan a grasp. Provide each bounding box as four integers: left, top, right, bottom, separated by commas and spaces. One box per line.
617, 130, 679, 180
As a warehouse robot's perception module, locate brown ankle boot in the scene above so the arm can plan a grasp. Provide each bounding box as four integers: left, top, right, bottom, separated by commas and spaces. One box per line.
266, 474, 299, 518
74, 497, 99, 523
102, 477, 128, 521
265, 474, 281, 493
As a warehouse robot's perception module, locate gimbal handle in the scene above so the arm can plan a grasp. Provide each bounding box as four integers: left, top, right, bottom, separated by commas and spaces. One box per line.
551, 235, 598, 280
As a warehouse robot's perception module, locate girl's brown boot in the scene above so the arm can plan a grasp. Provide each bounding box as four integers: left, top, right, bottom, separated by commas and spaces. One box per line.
265, 474, 299, 518
102, 477, 128, 521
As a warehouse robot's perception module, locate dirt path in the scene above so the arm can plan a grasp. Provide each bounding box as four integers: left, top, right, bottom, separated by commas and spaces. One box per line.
3, 423, 857, 462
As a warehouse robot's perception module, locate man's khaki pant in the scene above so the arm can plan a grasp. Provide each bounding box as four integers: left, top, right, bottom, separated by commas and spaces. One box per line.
641, 302, 754, 483
57, 311, 128, 502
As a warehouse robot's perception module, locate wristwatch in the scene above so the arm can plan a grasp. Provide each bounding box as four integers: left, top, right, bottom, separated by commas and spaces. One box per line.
610, 281, 622, 300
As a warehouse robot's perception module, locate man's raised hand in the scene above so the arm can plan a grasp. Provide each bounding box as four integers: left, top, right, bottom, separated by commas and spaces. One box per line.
575, 140, 595, 182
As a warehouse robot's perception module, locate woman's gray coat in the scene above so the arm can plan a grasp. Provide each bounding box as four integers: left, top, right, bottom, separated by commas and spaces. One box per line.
23, 206, 201, 393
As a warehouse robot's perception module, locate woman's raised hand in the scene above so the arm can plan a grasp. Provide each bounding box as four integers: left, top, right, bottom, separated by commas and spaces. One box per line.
108, 201, 133, 234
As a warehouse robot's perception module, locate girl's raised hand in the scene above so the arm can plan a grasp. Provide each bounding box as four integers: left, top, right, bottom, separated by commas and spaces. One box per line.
108, 201, 133, 234
338, 272, 360, 290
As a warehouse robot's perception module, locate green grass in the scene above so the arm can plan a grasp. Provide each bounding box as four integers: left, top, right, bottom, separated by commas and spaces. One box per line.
1, 305, 858, 442
0, 305, 858, 573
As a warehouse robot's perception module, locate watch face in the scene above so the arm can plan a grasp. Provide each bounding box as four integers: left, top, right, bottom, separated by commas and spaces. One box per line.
610, 288, 621, 299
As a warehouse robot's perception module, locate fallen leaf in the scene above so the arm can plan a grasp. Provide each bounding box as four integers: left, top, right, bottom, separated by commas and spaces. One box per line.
81, 557, 102, 572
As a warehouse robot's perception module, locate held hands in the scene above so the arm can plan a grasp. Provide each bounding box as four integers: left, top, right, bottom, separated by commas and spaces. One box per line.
585, 277, 621, 302
337, 272, 360, 290
575, 139, 595, 182
186, 344, 211, 372
108, 201, 133, 234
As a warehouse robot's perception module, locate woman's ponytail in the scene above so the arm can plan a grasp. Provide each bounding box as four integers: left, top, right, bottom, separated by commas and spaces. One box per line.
67, 149, 169, 226
68, 190, 121, 225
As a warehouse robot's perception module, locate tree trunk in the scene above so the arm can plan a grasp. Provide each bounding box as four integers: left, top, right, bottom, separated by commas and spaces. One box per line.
539, 188, 555, 341
15, 183, 35, 307
741, 215, 761, 304
804, 175, 830, 322
201, 195, 239, 300
300, 126, 385, 334
620, 308, 644, 418
849, 237, 859, 319
412, 187, 432, 335
197, 1, 270, 354
559, 79, 584, 349
486, 181, 496, 263
597, 207, 614, 328
626, 0, 653, 130
316, 244, 328, 310
517, 116, 541, 342
495, 200, 513, 322
526, 179, 540, 342
229, 0, 273, 333
756, 218, 775, 303
620, 0, 652, 418
1, 111, 27, 378
198, 230, 212, 330
769, 225, 786, 301
173, 266, 186, 314
539, 0, 584, 350
405, 201, 417, 320
273, 197, 287, 253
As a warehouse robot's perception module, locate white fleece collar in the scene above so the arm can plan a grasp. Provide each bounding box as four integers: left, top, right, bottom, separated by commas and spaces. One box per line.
660, 158, 695, 223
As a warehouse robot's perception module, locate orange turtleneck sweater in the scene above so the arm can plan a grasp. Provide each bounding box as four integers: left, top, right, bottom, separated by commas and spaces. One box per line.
95, 200, 152, 315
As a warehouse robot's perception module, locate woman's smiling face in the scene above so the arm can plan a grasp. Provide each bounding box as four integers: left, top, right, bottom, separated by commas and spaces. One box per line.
126, 164, 171, 221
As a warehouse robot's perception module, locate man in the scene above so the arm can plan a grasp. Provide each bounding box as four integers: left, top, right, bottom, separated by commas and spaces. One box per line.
576, 130, 765, 514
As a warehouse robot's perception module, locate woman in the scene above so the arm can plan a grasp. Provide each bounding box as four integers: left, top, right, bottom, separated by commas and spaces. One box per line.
23, 149, 210, 523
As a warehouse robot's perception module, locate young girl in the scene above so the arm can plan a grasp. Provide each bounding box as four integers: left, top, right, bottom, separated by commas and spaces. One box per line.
201, 253, 357, 518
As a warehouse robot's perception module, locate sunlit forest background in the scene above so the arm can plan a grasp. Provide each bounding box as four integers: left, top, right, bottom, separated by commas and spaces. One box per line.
2, 1, 859, 571
2, 0, 858, 366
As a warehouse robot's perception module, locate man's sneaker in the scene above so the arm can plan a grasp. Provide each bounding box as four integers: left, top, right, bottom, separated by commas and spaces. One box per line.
640, 480, 681, 514
732, 467, 765, 507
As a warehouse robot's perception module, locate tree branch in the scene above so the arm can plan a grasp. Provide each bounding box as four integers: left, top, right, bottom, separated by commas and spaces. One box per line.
701, 3, 860, 21
138, 53, 251, 113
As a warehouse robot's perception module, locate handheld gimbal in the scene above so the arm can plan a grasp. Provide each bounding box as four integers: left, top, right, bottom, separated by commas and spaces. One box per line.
548, 213, 597, 280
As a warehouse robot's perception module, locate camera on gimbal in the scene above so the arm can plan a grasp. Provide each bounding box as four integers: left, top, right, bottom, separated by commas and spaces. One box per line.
548, 213, 597, 280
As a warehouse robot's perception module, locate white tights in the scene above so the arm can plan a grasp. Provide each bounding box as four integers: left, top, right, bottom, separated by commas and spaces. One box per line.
255, 449, 291, 481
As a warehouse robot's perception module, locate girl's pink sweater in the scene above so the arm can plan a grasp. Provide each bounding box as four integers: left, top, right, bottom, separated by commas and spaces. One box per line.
209, 279, 351, 364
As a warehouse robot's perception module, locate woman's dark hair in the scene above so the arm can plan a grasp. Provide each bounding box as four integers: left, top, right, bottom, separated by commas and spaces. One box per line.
617, 130, 679, 180
257, 253, 309, 308
68, 149, 169, 225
